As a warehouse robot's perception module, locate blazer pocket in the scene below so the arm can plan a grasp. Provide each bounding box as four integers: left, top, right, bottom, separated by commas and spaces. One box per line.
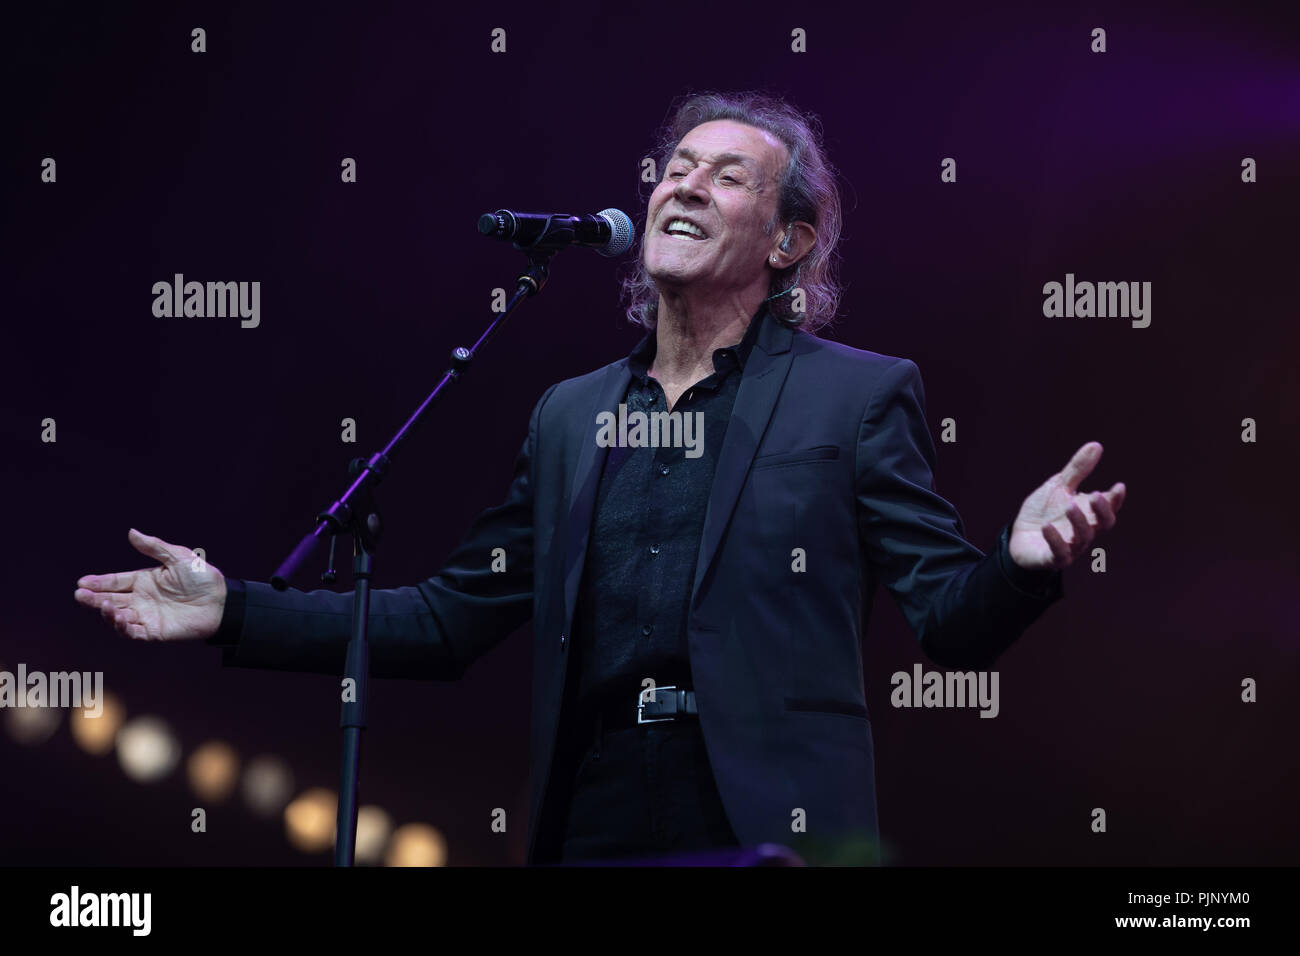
751, 445, 840, 469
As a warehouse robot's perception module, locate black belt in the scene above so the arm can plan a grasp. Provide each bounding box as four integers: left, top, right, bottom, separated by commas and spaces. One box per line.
592, 685, 699, 732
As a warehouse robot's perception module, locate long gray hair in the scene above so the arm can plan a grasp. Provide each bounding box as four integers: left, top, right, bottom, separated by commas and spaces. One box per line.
620, 90, 844, 333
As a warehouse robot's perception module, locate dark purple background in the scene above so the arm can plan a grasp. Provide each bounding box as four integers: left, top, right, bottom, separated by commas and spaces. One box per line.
3, 0, 1297, 865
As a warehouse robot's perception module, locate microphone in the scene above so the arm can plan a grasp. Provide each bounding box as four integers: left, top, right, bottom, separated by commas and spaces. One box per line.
477, 207, 635, 257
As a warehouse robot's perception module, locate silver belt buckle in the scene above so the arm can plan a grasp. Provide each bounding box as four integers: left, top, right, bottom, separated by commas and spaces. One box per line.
637, 685, 678, 724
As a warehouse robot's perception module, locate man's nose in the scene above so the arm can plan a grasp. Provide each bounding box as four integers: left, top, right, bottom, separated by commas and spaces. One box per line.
673, 167, 710, 205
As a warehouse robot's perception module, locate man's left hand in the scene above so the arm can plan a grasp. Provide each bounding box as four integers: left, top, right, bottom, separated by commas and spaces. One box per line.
1009, 441, 1126, 571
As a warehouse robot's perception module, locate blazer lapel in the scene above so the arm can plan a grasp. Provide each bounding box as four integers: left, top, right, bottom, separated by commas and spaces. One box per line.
690, 312, 795, 605
562, 360, 631, 636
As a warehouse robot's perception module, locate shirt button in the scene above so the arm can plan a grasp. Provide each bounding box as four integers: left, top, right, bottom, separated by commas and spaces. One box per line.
641, 624, 653, 636
649, 544, 660, 555
559, 634, 568, 650
658, 463, 670, 476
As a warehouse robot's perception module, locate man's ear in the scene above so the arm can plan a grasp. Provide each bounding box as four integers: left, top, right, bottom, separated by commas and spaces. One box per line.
775, 221, 817, 264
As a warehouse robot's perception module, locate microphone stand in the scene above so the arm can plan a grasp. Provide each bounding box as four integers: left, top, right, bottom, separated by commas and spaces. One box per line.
271, 233, 566, 866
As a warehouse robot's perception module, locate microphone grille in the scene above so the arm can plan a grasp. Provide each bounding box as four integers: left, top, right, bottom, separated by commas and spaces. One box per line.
595, 208, 635, 257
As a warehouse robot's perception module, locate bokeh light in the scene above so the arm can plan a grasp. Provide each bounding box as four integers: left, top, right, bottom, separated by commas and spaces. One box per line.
241, 755, 295, 817
69, 691, 126, 755
4, 705, 61, 746
187, 741, 239, 802
355, 805, 393, 865
284, 787, 337, 853
385, 823, 447, 867
115, 716, 181, 782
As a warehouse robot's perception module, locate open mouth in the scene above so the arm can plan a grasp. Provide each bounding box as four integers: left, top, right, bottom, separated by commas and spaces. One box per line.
662, 217, 708, 240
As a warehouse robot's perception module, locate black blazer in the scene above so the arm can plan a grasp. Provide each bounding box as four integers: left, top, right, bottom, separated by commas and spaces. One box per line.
213, 309, 1063, 864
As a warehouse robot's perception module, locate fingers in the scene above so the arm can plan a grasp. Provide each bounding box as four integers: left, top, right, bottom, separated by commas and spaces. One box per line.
1041, 502, 1094, 569
74, 586, 132, 611
1083, 482, 1126, 531
1060, 441, 1103, 494
99, 596, 125, 626
1065, 501, 1093, 550
102, 599, 147, 640
1041, 523, 1072, 567
1091, 491, 1117, 531
75, 590, 131, 612
75, 529, 177, 593
1108, 482, 1126, 514
127, 528, 179, 568
72, 586, 149, 639
75, 570, 137, 594
98, 596, 126, 623
1042, 481, 1126, 571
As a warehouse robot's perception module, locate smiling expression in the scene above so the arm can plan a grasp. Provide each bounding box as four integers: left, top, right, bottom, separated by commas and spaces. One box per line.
643, 119, 790, 298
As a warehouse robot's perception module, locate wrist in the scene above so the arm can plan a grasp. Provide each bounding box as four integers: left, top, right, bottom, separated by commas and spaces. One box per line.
998, 525, 1061, 597
206, 576, 245, 646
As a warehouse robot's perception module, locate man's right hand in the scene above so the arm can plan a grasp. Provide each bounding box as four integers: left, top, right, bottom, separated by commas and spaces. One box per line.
74, 529, 228, 642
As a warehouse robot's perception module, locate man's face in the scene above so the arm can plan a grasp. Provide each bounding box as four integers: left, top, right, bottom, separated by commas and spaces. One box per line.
643, 119, 789, 297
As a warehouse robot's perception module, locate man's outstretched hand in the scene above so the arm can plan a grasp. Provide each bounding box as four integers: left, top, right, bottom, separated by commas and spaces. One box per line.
1010, 441, 1126, 572
74, 529, 227, 641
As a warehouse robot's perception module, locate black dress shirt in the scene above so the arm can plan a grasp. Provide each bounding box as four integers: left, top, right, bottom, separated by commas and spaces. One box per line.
571, 307, 765, 710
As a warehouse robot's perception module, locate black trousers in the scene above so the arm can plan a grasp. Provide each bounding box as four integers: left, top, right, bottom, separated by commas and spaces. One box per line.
558, 712, 740, 863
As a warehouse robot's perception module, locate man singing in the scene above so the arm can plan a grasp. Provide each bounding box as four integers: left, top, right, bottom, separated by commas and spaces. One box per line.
75, 91, 1126, 865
